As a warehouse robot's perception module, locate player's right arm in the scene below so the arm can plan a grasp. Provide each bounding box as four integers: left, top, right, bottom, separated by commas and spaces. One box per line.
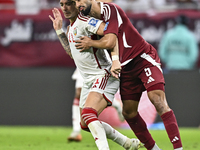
57, 26, 72, 58
75, 21, 116, 50
49, 8, 72, 58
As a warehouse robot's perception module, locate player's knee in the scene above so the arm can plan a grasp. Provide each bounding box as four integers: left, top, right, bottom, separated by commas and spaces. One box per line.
122, 108, 138, 119
73, 98, 80, 105
81, 107, 98, 125
75, 88, 81, 98
122, 101, 138, 118
123, 111, 138, 119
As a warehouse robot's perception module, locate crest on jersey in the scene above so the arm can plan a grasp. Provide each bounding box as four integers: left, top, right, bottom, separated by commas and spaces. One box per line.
73, 27, 77, 36
88, 18, 98, 27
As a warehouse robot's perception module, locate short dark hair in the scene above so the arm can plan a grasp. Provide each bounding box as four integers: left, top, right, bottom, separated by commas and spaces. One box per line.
175, 15, 189, 25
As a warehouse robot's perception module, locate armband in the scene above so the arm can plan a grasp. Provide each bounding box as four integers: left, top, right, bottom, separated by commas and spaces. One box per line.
56, 28, 64, 35
112, 55, 119, 61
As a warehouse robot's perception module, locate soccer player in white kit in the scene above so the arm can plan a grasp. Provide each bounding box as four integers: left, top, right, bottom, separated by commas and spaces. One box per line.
49, 0, 141, 150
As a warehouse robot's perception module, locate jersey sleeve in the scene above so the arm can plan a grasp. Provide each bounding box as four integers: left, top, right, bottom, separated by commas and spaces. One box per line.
102, 4, 119, 36
86, 17, 103, 34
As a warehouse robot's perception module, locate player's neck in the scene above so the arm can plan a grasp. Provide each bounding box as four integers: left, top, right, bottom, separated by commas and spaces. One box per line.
89, 1, 101, 19
69, 16, 77, 25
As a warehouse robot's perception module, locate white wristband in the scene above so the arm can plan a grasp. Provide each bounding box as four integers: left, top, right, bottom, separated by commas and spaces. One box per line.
56, 28, 64, 35
112, 55, 119, 61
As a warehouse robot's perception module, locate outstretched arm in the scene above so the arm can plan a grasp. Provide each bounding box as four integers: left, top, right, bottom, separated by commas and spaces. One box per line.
75, 33, 116, 51
49, 8, 72, 58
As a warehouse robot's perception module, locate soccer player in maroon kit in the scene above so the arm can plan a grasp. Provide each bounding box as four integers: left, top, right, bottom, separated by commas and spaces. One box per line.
74, 0, 183, 150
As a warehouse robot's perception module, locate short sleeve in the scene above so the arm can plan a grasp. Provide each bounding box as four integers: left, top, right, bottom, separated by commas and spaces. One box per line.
102, 4, 119, 36
86, 17, 103, 34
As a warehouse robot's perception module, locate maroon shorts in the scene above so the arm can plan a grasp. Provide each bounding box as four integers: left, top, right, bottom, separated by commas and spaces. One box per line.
120, 46, 165, 101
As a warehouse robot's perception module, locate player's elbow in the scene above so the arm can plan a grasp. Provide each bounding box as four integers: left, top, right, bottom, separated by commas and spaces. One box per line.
102, 33, 117, 49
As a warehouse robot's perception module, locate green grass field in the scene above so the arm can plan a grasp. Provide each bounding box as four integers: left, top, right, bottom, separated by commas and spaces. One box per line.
0, 126, 199, 150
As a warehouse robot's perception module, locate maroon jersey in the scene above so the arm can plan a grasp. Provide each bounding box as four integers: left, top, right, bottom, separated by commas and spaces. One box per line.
100, 2, 150, 66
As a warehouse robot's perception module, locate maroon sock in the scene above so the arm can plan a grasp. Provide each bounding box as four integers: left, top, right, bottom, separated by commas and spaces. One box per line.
125, 113, 155, 150
161, 110, 182, 149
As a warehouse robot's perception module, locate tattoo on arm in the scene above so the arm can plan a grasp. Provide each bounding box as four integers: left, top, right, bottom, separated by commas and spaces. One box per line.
57, 33, 73, 58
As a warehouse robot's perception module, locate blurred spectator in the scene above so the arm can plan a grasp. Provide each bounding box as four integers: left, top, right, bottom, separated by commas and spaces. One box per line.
114, 0, 166, 13
159, 15, 199, 71
16, 0, 40, 14
0, 0, 15, 10
15, 0, 60, 14
176, 0, 199, 9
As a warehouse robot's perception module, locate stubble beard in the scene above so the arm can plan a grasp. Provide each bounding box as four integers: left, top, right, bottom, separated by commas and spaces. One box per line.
81, 3, 91, 16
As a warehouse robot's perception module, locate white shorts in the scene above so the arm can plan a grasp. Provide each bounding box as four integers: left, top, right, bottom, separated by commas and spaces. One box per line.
79, 73, 120, 108
72, 68, 84, 88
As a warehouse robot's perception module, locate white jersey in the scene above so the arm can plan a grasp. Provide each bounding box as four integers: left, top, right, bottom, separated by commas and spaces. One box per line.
67, 13, 119, 108
68, 13, 112, 84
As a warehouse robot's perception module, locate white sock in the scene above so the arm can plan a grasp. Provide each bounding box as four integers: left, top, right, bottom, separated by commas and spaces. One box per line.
112, 98, 122, 113
112, 98, 124, 121
101, 122, 128, 147
72, 105, 81, 133
88, 121, 110, 150
151, 143, 160, 150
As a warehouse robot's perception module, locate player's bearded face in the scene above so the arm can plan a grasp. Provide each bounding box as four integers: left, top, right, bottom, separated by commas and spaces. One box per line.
77, 1, 92, 16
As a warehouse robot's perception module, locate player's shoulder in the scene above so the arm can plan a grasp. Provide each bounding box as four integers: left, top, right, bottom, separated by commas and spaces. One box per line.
101, 2, 114, 13
101, 2, 121, 11
78, 12, 91, 22
78, 12, 101, 28
101, 2, 122, 21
